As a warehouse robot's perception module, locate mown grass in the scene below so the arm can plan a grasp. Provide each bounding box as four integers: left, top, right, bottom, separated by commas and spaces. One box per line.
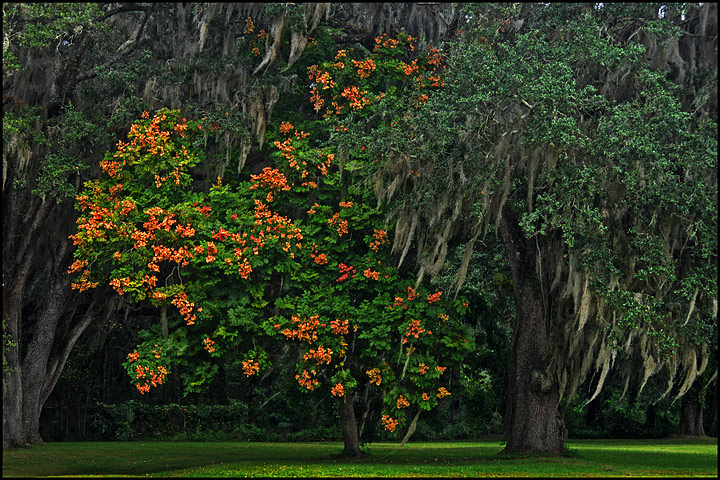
3, 436, 717, 477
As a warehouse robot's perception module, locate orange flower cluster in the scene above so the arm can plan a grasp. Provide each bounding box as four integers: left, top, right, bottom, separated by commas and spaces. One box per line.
195, 204, 212, 216
153, 167, 183, 188
171, 291, 197, 325
203, 337, 216, 353
388, 295, 407, 310
366, 368, 382, 386
427, 75, 444, 87
143, 208, 177, 235
328, 212, 349, 237
363, 268, 379, 280
68, 259, 87, 274
242, 359, 260, 376
316, 71, 334, 89
152, 291, 167, 301
330, 318, 349, 335
339, 200, 353, 208
249, 167, 292, 192
421, 392, 430, 401
249, 200, 303, 258
134, 364, 168, 394
374, 34, 399, 51
406, 286, 419, 301
70, 269, 98, 291
418, 363, 429, 375
118, 199, 136, 215
436, 366, 447, 375
142, 274, 157, 288
280, 121, 294, 135
296, 369, 319, 390
370, 229, 389, 252
109, 276, 131, 295
427, 291, 442, 303
310, 86, 324, 112
341, 86, 372, 111
436, 387, 451, 399
73, 201, 115, 243
427, 46, 444, 68
130, 230, 154, 249
281, 315, 320, 343
127, 351, 140, 362
381, 414, 399, 432
396, 395, 410, 409
303, 345, 333, 365
100, 159, 122, 178
273, 138, 301, 170
237, 257, 253, 278
212, 228, 231, 241
316, 153, 333, 176
438, 313, 449, 322
402, 60, 418, 76
244, 17, 254, 34
351, 58, 376, 78
336, 263, 356, 282
150, 243, 192, 269
127, 111, 172, 157
173, 119, 188, 137
331, 383, 345, 397
403, 318, 430, 344
313, 253, 328, 265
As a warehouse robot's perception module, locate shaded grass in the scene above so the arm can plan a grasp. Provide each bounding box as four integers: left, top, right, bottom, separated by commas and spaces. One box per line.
3, 437, 716, 477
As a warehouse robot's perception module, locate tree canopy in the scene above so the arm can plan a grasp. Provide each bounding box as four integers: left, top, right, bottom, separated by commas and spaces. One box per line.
3, 2, 717, 454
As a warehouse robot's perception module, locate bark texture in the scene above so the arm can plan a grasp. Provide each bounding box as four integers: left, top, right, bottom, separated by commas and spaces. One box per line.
339, 396, 362, 457
677, 383, 705, 436
498, 204, 565, 455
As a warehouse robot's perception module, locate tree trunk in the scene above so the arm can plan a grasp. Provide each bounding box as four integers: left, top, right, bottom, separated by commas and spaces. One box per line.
677, 384, 705, 436
3, 196, 54, 448
497, 205, 566, 455
338, 395, 362, 457
501, 349, 516, 436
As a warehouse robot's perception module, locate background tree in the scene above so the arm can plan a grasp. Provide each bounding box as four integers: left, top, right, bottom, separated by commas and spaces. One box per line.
3, 2, 459, 447
341, 2, 717, 454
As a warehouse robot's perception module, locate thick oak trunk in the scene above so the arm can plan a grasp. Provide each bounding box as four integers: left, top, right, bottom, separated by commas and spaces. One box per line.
338, 396, 362, 457
677, 384, 705, 436
498, 205, 566, 455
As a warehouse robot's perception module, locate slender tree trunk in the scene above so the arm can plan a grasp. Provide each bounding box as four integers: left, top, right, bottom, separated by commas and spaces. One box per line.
497, 205, 566, 455
677, 383, 705, 436
338, 395, 362, 457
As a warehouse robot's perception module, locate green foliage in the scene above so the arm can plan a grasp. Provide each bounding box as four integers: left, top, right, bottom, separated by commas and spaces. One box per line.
69, 83, 474, 440
91, 400, 255, 441
2, 3, 104, 73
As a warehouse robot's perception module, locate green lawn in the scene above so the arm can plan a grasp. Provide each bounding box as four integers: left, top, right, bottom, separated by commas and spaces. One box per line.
3, 437, 717, 477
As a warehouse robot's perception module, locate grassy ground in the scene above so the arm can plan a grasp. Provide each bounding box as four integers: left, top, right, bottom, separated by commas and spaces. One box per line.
2, 436, 717, 477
